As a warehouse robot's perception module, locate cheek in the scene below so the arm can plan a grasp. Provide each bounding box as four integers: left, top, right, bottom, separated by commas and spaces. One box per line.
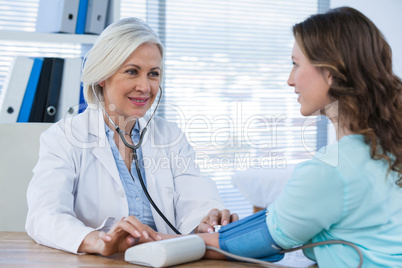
293, 71, 304, 89
293, 69, 305, 86
151, 84, 160, 95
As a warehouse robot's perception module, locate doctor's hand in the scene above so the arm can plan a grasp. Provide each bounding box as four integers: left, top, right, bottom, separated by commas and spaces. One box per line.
78, 216, 162, 256
194, 208, 239, 233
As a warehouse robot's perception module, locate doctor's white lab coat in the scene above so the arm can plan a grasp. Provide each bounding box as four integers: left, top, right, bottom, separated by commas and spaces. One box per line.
25, 106, 224, 253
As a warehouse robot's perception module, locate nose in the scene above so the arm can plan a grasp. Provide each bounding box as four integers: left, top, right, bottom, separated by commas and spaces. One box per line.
135, 74, 152, 93
287, 69, 295, 87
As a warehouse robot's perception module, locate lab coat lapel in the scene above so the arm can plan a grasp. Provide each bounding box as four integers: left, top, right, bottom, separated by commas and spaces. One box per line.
89, 107, 122, 186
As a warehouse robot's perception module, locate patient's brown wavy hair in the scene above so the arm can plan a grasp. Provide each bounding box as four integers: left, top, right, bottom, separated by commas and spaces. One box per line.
293, 6, 402, 184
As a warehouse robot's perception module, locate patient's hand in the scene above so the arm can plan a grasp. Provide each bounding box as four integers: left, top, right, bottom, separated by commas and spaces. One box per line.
195, 208, 239, 233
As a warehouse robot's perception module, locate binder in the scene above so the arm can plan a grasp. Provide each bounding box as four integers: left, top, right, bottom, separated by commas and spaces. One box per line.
0, 57, 34, 123
36, 0, 80, 34
105, 0, 118, 28
56, 58, 82, 121
78, 83, 87, 114
76, 0, 89, 34
85, 0, 109, 34
43, 58, 65, 122
29, 58, 54, 122
17, 58, 44, 123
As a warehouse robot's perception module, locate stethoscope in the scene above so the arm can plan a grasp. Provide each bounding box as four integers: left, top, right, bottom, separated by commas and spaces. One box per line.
92, 84, 182, 235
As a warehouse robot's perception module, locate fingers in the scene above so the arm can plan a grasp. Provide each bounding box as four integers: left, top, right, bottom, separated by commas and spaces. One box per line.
199, 209, 240, 233
125, 216, 163, 241
206, 209, 220, 226
207, 209, 234, 226
111, 216, 162, 242
94, 216, 163, 256
126, 235, 139, 247
98, 231, 112, 242
230, 213, 239, 223
119, 216, 149, 239
219, 209, 231, 226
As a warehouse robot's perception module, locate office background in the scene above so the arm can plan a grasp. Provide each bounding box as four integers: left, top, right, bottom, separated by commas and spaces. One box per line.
0, 0, 400, 219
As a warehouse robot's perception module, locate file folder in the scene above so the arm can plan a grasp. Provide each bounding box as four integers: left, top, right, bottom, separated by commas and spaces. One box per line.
56, 58, 82, 121
43, 58, 65, 122
0, 57, 34, 123
17, 58, 44, 123
36, 0, 80, 34
78, 83, 87, 114
76, 0, 89, 34
29, 58, 54, 122
85, 0, 109, 34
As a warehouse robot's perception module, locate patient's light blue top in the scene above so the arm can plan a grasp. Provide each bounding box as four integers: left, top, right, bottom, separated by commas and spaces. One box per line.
267, 135, 402, 267
105, 122, 156, 230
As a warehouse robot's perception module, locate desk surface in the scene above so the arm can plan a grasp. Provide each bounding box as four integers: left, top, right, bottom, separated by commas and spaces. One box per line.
0, 232, 263, 267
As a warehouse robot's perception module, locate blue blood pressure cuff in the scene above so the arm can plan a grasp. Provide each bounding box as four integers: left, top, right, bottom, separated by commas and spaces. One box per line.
218, 209, 284, 262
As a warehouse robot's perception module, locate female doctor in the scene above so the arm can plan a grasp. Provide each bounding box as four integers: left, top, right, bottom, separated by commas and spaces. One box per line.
25, 17, 238, 256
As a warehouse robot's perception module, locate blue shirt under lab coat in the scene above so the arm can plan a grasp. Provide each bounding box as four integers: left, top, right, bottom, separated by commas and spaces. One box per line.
105, 121, 156, 230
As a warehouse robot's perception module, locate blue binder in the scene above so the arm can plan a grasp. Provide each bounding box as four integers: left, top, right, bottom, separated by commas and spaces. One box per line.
17, 58, 44, 122
78, 83, 87, 113
76, 0, 89, 34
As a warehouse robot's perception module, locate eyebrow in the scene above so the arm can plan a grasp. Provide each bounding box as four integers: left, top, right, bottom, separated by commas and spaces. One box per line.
123, 64, 161, 71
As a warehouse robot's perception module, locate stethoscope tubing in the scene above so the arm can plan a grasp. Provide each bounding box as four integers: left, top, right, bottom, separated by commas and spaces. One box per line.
93, 84, 182, 234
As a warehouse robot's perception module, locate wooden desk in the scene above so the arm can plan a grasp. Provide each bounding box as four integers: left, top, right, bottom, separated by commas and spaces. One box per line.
0, 232, 261, 267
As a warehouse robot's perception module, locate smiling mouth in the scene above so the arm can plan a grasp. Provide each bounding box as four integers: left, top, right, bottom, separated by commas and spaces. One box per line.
129, 98, 148, 103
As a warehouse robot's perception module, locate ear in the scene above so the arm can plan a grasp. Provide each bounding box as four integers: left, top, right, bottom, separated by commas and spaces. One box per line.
99, 80, 105, 87
324, 69, 333, 86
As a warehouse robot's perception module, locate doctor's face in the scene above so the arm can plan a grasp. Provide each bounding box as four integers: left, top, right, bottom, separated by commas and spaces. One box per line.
287, 41, 332, 116
99, 42, 162, 121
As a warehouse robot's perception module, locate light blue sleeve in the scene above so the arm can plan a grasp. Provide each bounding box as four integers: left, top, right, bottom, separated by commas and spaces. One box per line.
266, 159, 345, 249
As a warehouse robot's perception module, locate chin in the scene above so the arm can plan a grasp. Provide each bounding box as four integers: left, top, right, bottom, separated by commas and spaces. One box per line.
300, 108, 309, 116
300, 108, 317, 117
128, 108, 149, 119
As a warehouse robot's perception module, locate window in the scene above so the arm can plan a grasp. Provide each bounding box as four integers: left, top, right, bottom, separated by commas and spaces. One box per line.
0, 0, 328, 219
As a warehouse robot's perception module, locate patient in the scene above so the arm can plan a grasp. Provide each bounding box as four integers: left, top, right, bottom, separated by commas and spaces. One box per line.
158, 6, 402, 267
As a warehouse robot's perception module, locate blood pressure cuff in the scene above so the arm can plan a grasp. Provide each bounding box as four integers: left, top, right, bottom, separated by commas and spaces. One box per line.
218, 209, 284, 262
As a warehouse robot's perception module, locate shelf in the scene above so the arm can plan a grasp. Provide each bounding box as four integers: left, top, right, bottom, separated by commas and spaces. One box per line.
0, 30, 98, 45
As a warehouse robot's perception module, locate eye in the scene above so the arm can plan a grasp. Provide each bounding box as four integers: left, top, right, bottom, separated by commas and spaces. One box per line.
126, 69, 138, 75
149, 71, 160, 77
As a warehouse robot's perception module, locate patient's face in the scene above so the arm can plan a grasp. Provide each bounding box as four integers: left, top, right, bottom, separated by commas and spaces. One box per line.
287, 41, 332, 117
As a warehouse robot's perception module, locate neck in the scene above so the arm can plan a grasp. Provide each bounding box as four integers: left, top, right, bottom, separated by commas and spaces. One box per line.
329, 118, 353, 141
103, 114, 136, 137
323, 101, 354, 141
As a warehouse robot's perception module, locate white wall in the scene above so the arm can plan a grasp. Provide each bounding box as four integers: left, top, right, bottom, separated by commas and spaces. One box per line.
330, 0, 402, 77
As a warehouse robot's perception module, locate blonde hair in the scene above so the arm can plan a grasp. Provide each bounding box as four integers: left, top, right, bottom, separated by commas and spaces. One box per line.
81, 17, 164, 105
